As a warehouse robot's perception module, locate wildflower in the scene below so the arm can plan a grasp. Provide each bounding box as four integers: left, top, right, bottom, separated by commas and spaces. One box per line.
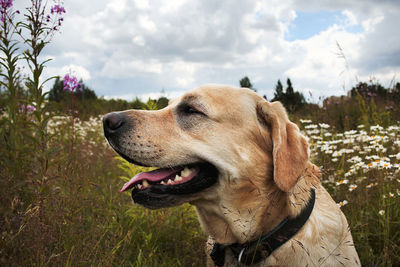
20, 104, 36, 112
0, 0, 13, 22
344, 171, 352, 177
0, 0, 13, 9
378, 210, 385, 216
307, 129, 320, 135
366, 182, 377, 188
396, 153, 400, 160
370, 125, 383, 132
63, 74, 81, 92
366, 155, 380, 160
348, 184, 357, 192
304, 124, 318, 129
336, 179, 349, 186
381, 161, 392, 169
348, 156, 362, 163
51, 4, 66, 15
319, 123, 330, 129
337, 200, 348, 208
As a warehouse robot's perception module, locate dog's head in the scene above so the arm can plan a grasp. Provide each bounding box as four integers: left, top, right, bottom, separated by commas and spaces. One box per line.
103, 85, 309, 209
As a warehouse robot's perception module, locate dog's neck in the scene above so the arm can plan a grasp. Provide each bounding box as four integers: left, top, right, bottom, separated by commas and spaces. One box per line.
193, 162, 320, 245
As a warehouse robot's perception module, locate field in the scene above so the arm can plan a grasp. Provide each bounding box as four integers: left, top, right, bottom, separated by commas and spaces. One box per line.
1, 112, 399, 266
0, 1, 399, 266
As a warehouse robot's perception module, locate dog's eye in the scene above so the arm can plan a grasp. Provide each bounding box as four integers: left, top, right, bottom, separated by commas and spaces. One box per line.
180, 104, 204, 116
185, 106, 199, 114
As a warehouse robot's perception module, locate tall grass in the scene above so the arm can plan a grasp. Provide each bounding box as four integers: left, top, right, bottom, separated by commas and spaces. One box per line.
1, 115, 207, 266
301, 120, 400, 265
0, 1, 399, 266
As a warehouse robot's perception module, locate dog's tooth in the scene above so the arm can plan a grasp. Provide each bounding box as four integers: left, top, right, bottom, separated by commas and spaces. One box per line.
161, 181, 166, 185
167, 179, 173, 184
142, 180, 149, 188
137, 184, 142, 189
175, 175, 183, 182
181, 167, 193, 177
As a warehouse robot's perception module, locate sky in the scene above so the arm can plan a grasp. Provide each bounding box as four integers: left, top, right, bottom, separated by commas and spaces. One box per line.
13, 0, 400, 102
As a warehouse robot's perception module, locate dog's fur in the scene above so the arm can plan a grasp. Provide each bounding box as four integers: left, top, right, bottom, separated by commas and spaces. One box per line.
105, 85, 360, 266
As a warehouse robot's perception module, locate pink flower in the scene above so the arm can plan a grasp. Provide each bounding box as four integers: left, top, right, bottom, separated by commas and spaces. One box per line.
20, 104, 36, 113
0, 0, 13, 22
63, 74, 81, 92
50, 4, 65, 15
49, 3, 66, 29
0, 0, 13, 9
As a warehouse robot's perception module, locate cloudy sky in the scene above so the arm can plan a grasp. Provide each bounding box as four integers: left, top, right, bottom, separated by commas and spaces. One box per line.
15, 0, 400, 102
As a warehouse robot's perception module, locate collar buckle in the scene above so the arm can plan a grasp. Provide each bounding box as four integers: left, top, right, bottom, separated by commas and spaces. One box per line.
237, 247, 246, 263
237, 244, 270, 265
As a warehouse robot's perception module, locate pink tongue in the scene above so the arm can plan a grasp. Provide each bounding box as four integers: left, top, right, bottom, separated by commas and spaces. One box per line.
120, 167, 183, 192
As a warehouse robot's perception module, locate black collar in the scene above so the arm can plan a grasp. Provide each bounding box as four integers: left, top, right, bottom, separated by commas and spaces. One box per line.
210, 189, 316, 266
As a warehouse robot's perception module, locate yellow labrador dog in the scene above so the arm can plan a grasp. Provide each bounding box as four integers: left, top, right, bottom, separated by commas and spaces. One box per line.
103, 85, 360, 266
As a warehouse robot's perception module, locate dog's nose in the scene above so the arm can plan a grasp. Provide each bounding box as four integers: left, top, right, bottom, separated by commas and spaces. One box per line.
103, 112, 125, 132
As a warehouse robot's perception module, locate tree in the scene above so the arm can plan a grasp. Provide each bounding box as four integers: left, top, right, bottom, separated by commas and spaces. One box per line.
156, 96, 169, 109
48, 77, 97, 102
272, 79, 284, 102
239, 76, 256, 92
286, 78, 294, 95
271, 78, 306, 112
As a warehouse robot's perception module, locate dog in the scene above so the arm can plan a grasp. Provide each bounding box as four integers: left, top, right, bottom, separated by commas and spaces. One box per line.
103, 85, 360, 266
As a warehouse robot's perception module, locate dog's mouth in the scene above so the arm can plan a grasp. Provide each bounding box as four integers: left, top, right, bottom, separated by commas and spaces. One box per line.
121, 165, 198, 192
102, 117, 219, 208
121, 162, 219, 209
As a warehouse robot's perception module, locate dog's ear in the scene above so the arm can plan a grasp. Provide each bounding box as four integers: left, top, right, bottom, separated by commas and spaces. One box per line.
257, 100, 309, 192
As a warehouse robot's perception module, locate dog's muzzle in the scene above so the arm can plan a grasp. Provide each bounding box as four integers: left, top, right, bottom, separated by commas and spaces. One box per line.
103, 112, 125, 135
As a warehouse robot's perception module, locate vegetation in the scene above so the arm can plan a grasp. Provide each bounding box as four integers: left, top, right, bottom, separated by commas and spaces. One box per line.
44, 78, 169, 120
239, 76, 257, 92
0, 1, 399, 266
271, 78, 306, 112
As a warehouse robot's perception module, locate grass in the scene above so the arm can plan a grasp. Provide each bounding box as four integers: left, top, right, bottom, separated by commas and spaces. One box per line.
301, 120, 400, 265
1, 112, 399, 266
1, 1, 398, 265
0, 114, 207, 266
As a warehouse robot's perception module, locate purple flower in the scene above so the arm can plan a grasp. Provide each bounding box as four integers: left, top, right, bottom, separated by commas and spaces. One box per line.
0, 0, 13, 22
47, 4, 66, 29
63, 74, 81, 92
0, 0, 13, 9
51, 4, 66, 15
20, 104, 36, 113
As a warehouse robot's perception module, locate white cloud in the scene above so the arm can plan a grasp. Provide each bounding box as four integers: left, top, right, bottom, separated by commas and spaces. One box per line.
362, 15, 384, 32
138, 15, 157, 33
61, 64, 91, 81
342, 10, 358, 26
27, 0, 400, 100
284, 25, 363, 96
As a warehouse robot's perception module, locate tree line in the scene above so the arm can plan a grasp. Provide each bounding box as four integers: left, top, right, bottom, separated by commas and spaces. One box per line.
39, 75, 400, 129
